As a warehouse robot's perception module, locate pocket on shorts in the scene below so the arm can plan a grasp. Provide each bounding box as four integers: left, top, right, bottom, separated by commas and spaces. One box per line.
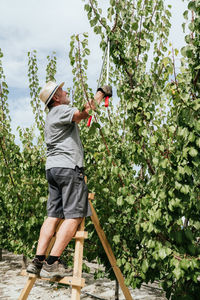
51, 168, 73, 185
74, 178, 88, 213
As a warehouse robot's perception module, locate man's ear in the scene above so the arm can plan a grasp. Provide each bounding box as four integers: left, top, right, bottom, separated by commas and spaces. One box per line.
52, 94, 59, 103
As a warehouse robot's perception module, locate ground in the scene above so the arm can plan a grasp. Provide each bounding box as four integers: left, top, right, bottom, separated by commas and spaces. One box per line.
0, 250, 167, 300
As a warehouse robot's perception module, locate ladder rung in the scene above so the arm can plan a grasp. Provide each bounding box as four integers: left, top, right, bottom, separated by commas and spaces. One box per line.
73, 231, 88, 239
88, 193, 95, 200
20, 270, 85, 287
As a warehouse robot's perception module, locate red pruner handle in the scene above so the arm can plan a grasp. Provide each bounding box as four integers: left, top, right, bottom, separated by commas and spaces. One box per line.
105, 96, 109, 107
87, 116, 92, 127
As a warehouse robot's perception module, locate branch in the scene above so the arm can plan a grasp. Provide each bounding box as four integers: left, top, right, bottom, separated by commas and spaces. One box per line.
136, 0, 145, 66
142, 143, 155, 175
149, 0, 158, 23
77, 36, 89, 102
136, 15, 143, 66
172, 47, 177, 87
192, 69, 200, 87
146, 158, 155, 175
111, 0, 119, 33
114, 47, 134, 89
147, 64, 164, 101
0, 83, 9, 124
89, 0, 108, 30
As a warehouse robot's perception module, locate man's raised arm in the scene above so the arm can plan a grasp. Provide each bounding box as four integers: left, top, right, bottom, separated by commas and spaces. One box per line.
72, 85, 112, 123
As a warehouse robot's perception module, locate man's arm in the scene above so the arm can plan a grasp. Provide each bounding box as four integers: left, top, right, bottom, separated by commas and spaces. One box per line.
72, 91, 104, 123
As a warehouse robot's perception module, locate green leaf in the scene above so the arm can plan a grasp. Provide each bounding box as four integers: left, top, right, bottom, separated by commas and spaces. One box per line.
173, 267, 183, 280
141, 260, 149, 273
132, 23, 138, 30
189, 148, 198, 157
162, 57, 170, 67
83, 32, 88, 38
188, 1, 196, 11
126, 195, 135, 204
185, 229, 193, 241
196, 138, 200, 148
117, 196, 123, 206
85, 48, 90, 55
180, 185, 189, 194
183, 10, 188, 20
113, 235, 120, 244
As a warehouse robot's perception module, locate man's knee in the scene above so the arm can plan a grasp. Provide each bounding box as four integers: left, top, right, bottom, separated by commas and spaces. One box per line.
42, 217, 62, 235
46, 216, 62, 224
77, 217, 83, 225
69, 217, 83, 228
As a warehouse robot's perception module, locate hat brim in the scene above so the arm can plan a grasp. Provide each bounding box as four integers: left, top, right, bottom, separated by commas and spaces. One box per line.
44, 82, 65, 109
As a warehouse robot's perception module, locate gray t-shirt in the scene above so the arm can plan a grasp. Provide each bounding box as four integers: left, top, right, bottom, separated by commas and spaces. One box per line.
45, 105, 84, 170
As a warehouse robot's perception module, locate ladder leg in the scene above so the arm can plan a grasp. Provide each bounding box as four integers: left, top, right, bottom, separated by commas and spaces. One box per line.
71, 287, 81, 300
71, 218, 85, 300
89, 200, 133, 300
18, 276, 37, 300
18, 220, 64, 299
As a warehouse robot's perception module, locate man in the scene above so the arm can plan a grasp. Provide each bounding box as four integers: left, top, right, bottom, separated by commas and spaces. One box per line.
26, 81, 112, 278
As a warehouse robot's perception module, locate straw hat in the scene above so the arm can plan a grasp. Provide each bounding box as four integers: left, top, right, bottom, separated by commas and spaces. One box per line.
39, 81, 64, 109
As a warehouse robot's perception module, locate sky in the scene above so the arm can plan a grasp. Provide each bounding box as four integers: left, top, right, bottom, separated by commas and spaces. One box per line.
0, 0, 188, 142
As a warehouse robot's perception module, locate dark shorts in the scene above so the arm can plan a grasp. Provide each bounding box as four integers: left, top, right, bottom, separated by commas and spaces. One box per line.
46, 167, 92, 219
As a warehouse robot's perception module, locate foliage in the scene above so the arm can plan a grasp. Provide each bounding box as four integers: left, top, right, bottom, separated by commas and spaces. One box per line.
0, 0, 200, 299
0, 49, 47, 257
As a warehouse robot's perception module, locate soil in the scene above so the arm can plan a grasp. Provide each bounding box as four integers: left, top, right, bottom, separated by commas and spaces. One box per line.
0, 250, 167, 300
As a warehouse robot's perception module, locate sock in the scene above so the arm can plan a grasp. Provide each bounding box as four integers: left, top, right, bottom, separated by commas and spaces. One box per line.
46, 255, 59, 265
35, 255, 45, 262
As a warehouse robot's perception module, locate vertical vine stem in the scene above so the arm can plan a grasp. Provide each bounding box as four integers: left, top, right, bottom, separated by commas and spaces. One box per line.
75, 34, 125, 187
136, 0, 145, 66
28, 51, 45, 134
172, 47, 178, 88
77, 35, 90, 103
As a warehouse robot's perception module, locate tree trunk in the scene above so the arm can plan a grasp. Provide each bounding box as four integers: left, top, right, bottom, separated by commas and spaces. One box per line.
183, 218, 189, 228
22, 254, 27, 269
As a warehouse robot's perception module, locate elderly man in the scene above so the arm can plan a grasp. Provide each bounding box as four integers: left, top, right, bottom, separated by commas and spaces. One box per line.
27, 81, 112, 278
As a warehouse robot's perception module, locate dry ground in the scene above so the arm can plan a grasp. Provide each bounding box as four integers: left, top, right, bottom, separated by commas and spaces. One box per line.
0, 250, 167, 300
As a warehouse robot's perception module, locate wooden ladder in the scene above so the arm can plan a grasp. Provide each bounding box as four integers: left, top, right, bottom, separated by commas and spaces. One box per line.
19, 193, 133, 300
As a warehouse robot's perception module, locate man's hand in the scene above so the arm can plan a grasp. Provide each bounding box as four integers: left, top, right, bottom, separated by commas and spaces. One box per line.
85, 99, 96, 111
72, 99, 97, 123
97, 85, 112, 98
72, 86, 112, 124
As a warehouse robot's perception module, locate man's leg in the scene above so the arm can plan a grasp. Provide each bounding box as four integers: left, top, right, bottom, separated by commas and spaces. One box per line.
49, 217, 82, 256
40, 217, 82, 278
26, 217, 61, 275
36, 217, 61, 255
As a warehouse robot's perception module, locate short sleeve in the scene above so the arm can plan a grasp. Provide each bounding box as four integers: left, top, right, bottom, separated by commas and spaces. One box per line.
55, 105, 78, 124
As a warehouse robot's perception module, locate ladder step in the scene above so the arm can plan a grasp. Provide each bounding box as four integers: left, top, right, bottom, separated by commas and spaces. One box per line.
88, 193, 95, 200
20, 270, 85, 287
73, 231, 88, 239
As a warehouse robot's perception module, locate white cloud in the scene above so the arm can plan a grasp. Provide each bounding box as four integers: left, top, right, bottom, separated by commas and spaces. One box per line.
0, 1, 95, 87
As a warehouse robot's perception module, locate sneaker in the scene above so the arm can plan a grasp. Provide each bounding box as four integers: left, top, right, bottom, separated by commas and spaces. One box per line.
26, 258, 44, 276
40, 259, 69, 278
